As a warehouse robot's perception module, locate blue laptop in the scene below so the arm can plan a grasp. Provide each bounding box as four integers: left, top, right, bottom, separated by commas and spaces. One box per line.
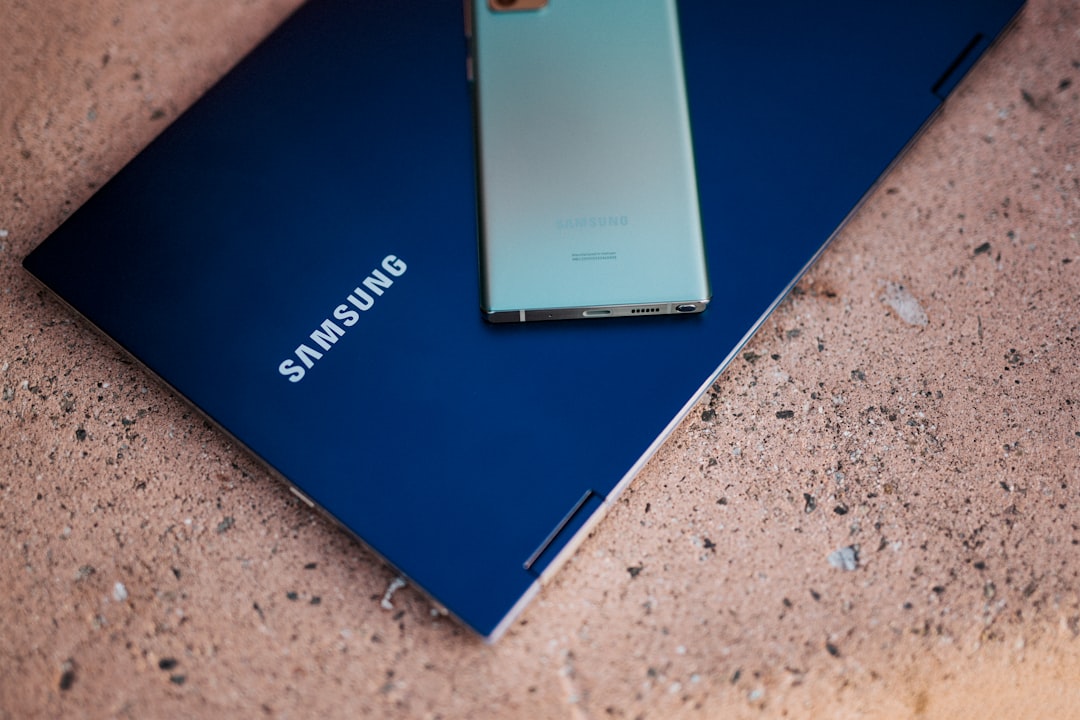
23, 0, 1024, 639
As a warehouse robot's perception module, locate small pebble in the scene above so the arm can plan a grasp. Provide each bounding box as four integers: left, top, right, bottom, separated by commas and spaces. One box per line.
381, 577, 407, 610
113, 582, 128, 602
58, 659, 76, 691
828, 546, 859, 571
882, 282, 929, 326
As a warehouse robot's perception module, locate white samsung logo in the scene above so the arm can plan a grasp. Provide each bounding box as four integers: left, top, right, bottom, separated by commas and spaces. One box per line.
278, 254, 407, 383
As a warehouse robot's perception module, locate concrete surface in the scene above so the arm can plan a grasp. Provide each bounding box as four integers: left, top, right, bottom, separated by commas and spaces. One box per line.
1, 1, 1078, 717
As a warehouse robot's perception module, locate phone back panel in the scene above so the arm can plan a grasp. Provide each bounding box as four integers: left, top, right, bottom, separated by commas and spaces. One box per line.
471, 0, 710, 316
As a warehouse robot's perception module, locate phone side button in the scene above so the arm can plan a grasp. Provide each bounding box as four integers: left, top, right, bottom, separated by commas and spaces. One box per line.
289, 485, 315, 509
466, 56, 474, 82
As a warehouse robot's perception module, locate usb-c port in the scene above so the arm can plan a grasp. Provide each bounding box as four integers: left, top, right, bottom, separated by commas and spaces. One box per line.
676, 304, 697, 313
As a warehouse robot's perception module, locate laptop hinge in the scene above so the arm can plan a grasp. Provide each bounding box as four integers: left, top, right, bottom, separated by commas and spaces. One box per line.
524, 489, 605, 577
931, 32, 985, 101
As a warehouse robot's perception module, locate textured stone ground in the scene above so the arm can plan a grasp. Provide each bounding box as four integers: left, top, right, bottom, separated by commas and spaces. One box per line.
1, 1, 1077, 717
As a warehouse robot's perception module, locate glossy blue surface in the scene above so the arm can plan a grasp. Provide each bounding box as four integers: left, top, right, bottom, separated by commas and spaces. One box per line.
24, 0, 1023, 638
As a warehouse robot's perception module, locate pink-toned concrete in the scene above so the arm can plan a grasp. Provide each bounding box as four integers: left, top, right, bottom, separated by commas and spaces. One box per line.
1, 1, 1077, 717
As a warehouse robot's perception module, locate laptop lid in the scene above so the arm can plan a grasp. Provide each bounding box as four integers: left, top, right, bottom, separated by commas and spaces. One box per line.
22, 0, 1024, 639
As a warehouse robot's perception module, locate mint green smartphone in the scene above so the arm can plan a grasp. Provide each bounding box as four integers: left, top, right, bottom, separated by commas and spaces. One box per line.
468, 0, 710, 322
